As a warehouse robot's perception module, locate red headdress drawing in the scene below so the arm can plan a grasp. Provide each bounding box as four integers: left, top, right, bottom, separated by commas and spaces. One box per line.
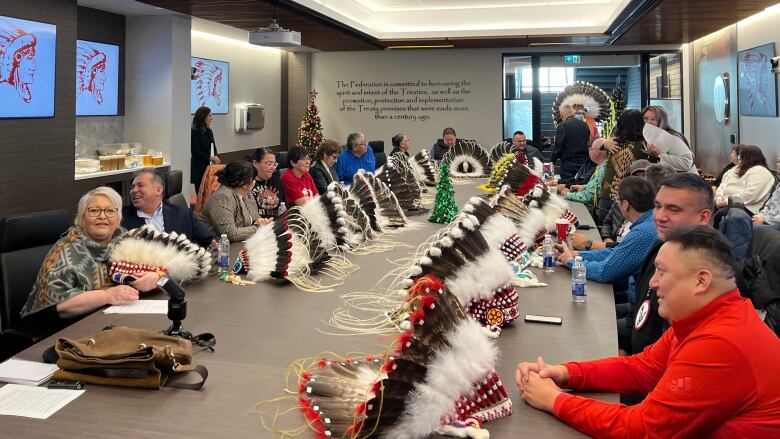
0, 18, 38, 103
76, 41, 107, 104
193, 59, 223, 107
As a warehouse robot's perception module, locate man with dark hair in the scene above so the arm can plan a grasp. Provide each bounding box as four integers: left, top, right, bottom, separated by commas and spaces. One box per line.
517, 225, 780, 437
556, 176, 657, 297
122, 169, 215, 248
512, 130, 543, 164
552, 103, 590, 180
619, 173, 715, 356
336, 132, 375, 184
430, 127, 458, 161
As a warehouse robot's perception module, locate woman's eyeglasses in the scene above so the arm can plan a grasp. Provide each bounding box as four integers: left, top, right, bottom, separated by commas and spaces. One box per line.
262, 161, 278, 168
86, 207, 119, 218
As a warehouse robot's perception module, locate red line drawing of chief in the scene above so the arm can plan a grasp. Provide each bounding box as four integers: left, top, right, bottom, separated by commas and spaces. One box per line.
193, 59, 223, 108
0, 18, 38, 103
76, 41, 107, 105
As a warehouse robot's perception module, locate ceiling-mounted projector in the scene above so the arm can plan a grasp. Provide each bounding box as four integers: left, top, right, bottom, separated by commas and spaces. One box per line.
249, 19, 301, 47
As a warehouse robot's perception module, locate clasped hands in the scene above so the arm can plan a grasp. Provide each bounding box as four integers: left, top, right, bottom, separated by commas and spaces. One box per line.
516, 356, 570, 413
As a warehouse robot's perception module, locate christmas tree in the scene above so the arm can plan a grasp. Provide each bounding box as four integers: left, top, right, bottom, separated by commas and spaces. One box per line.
296, 89, 324, 157
429, 163, 458, 224
610, 75, 627, 120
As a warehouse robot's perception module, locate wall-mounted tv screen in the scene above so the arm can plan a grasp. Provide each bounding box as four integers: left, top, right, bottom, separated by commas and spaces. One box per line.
0, 15, 56, 118
76, 39, 119, 116
191, 56, 229, 114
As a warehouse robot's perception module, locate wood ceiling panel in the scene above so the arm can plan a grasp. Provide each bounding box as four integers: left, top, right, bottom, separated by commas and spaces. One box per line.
614, 0, 777, 45
139, 0, 383, 51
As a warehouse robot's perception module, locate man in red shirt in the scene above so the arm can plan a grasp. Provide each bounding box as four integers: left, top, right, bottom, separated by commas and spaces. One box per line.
516, 225, 780, 438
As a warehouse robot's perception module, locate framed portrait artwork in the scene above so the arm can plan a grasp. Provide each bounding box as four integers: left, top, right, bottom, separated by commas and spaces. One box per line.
191, 56, 229, 114
737, 43, 778, 117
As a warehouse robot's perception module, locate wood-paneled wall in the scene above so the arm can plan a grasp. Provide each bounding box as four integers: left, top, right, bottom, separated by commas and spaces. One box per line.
0, 1, 135, 218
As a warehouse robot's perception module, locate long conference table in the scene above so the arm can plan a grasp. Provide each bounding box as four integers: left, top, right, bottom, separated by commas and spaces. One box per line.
2, 183, 617, 438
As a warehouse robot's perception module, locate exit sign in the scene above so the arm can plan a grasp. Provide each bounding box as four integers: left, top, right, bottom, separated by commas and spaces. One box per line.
564, 55, 581, 64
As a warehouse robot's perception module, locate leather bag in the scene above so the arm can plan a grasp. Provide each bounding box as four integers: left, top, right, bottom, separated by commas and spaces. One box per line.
53, 326, 208, 389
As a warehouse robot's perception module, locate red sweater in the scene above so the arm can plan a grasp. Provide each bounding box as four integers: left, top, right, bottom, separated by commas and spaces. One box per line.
280, 170, 318, 204
554, 290, 780, 438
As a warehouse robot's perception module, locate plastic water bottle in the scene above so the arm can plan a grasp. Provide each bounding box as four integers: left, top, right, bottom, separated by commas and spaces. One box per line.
543, 234, 555, 273
217, 234, 230, 273
571, 256, 587, 303
278, 201, 287, 215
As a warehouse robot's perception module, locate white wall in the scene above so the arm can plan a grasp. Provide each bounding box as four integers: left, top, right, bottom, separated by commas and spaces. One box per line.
125, 15, 191, 180
312, 45, 682, 152
737, 7, 780, 167
312, 48, 503, 151
191, 19, 282, 154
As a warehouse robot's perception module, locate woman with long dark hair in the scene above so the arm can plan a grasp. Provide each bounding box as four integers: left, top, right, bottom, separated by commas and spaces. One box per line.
596, 110, 649, 222
191, 106, 221, 192
715, 144, 775, 214
199, 161, 266, 242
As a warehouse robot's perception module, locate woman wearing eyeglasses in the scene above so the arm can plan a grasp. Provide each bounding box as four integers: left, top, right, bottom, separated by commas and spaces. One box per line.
20, 187, 159, 322
248, 147, 287, 219
310, 140, 343, 195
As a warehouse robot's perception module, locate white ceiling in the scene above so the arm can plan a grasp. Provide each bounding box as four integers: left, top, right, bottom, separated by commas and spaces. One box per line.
297, 0, 632, 39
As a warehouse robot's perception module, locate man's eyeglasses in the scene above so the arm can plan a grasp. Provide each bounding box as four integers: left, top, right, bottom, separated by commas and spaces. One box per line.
86, 207, 119, 218
262, 161, 278, 168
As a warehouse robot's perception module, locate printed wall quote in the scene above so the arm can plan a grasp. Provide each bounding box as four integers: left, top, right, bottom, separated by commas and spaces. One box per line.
336, 79, 472, 122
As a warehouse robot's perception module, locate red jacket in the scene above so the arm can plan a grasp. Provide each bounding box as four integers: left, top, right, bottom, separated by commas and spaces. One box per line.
554, 290, 780, 438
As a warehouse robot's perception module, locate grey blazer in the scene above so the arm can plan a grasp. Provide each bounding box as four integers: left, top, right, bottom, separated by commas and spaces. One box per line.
198, 185, 260, 242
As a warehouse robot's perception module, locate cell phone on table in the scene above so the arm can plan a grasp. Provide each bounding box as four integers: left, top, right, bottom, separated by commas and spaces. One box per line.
524, 314, 563, 325
47, 380, 85, 390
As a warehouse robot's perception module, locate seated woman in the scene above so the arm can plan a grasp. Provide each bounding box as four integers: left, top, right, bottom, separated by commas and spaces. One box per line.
641, 105, 698, 174
20, 187, 159, 322
596, 110, 649, 223
281, 146, 319, 206
200, 161, 266, 242
390, 133, 411, 157
715, 144, 775, 214
714, 144, 740, 188
248, 147, 287, 219
310, 140, 342, 195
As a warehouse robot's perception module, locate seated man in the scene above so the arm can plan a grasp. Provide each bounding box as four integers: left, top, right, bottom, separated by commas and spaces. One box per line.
556, 176, 657, 302
517, 225, 780, 437
512, 130, 543, 164
122, 169, 215, 248
335, 132, 375, 185
430, 127, 458, 161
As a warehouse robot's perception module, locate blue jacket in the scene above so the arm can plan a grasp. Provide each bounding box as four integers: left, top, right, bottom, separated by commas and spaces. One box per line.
568, 210, 657, 301
121, 202, 215, 248
335, 146, 376, 184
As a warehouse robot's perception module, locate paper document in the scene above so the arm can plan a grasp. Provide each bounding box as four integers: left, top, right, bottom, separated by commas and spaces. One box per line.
104, 300, 168, 314
0, 384, 84, 419
0, 358, 59, 386
642, 123, 687, 155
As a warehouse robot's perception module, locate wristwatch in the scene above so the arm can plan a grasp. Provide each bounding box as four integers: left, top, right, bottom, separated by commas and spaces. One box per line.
584, 240, 593, 251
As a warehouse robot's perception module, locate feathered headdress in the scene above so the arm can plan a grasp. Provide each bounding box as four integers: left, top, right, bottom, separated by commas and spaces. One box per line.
193, 59, 223, 107
328, 181, 373, 245
298, 194, 351, 253
0, 18, 37, 102
298, 275, 510, 438
552, 80, 611, 124
109, 225, 213, 283
410, 149, 438, 186
76, 40, 107, 103
365, 171, 408, 228
377, 155, 426, 215
441, 141, 491, 178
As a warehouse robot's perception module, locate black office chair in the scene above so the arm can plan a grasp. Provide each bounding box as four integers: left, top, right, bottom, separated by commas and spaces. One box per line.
165, 170, 183, 199
0, 210, 71, 360
276, 151, 289, 170
369, 140, 387, 169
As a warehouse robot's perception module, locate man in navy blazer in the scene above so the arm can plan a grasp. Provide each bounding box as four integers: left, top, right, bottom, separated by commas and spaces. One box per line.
121, 170, 215, 248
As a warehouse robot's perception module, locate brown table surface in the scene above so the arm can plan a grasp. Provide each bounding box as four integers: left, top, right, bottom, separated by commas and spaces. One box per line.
2, 184, 617, 438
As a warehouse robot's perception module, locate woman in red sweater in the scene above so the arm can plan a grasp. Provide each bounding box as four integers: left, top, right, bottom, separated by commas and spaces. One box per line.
517, 225, 780, 438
